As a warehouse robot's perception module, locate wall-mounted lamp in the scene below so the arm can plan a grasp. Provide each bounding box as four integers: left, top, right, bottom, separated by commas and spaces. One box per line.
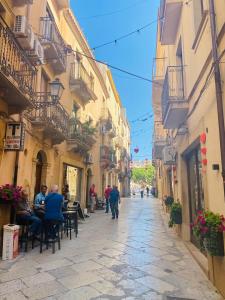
49, 78, 64, 102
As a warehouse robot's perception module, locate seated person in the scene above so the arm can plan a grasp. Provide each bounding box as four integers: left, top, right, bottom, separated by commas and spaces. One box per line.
34, 185, 48, 218
44, 185, 64, 222
15, 190, 42, 237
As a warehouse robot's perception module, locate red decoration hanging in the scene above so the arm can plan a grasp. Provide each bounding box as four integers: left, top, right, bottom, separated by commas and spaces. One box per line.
201, 147, 207, 155
202, 158, 208, 166
134, 147, 139, 153
172, 166, 176, 171
200, 133, 206, 144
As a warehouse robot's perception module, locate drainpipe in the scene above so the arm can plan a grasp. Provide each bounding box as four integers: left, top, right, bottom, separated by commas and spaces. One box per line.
208, 0, 225, 195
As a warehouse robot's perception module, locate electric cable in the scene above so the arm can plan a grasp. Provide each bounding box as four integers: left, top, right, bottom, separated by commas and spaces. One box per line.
91, 17, 162, 51
79, 0, 149, 20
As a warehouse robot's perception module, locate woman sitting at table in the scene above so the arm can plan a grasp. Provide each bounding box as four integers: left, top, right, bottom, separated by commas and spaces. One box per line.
44, 185, 64, 222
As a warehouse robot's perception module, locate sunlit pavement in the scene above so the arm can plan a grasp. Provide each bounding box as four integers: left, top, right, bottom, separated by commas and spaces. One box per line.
0, 197, 222, 300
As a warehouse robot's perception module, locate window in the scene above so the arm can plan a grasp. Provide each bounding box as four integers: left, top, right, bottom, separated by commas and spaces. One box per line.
193, 0, 204, 33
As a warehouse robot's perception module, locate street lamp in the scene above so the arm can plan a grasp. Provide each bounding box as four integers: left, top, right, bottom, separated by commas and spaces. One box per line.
49, 78, 64, 102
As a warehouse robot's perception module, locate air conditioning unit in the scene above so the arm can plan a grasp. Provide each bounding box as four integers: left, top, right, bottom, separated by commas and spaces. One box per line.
14, 16, 35, 50
28, 37, 44, 64
162, 146, 176, 165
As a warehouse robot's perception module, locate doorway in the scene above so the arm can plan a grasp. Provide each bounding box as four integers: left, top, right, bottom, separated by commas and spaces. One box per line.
187, 146, 205, 250
34, 151, 47, 196
86, 168, 92, 208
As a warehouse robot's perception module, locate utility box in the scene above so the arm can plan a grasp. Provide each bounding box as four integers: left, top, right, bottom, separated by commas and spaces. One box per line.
2, 224, 20, 260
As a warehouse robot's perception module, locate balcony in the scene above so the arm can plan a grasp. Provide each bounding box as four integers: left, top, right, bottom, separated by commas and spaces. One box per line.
153, 136, 167, 160
115, 136, 123, 148
55, 0, 69, 9
101, 120, 116, 138
40, 17, 66, 74
0, 16, 36, 113
70, 61, 97, 103
100, 146, 117, 169
67, 119, 96, 154
152, 58, 165, 112
12, 0, 33, 5
26, 94, 69, 145
161, 66, 188, 129
160, 0, 182, 45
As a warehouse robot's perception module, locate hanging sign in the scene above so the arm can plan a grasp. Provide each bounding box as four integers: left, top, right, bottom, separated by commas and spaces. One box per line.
4, 123, 25, 151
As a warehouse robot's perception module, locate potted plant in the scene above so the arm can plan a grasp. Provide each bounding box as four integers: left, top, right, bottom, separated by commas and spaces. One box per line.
191, 210, 225, 256
164, 196, 174, 207
0, 184, 22, 204
169, 202, 182, 227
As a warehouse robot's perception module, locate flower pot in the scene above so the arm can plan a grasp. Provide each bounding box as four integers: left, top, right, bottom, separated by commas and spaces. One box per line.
171, 210, 182, 225
204, 231, 224, 256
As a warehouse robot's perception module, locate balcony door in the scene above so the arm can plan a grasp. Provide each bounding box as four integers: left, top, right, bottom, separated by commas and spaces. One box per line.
187, 146, 205, 250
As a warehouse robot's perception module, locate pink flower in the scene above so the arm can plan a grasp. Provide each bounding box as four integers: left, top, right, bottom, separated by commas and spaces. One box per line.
200, 218, 206, 225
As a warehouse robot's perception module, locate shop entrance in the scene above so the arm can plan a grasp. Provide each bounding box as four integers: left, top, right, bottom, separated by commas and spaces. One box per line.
34, 151, 47, 196
63, 164, 82, 203
186, 146, 205, 251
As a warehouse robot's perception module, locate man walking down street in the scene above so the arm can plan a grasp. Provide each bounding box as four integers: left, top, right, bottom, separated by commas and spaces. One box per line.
109, 186, 120, 219
104, 185, 112, 213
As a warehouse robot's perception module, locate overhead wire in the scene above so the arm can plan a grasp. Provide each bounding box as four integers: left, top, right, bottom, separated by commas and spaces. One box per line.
91, 17, 162, 51
79, 0, 149, 20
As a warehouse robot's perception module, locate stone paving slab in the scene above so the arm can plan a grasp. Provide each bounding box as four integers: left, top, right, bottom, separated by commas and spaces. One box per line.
0, 197, 223, 300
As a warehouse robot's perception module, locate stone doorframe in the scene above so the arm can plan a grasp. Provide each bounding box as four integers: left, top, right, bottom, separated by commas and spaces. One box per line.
31, 147, 51, 201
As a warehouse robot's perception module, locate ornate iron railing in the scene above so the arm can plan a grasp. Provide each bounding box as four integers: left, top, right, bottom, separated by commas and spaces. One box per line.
0, 16, 36, 101
40, 17, 66, 65
70, 61, 94, 91
27, 93, 69, 137
161, 66, 184, 120
69, 118, 96, 147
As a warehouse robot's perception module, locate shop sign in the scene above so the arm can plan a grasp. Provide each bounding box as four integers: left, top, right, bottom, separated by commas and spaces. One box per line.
163, 146, 176, 165
4, 122, 25, 151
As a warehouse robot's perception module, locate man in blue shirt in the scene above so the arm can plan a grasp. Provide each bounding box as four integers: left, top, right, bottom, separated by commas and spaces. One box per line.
34, 185, 48, 208
44, 185, 64, 222
109, 186, 120, 220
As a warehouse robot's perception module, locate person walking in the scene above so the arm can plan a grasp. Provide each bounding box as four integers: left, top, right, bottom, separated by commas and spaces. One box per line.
89, 184, 96, 213
140, 186, 144, 198
104, 185, 112, 213
109, 186, 120, 219
146, 186, 150, 197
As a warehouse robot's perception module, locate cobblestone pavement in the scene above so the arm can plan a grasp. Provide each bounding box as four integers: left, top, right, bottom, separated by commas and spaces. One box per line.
0, 197, 223, 300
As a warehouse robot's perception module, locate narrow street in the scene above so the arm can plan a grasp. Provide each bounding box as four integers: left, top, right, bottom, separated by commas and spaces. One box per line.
0, 197, 222, 300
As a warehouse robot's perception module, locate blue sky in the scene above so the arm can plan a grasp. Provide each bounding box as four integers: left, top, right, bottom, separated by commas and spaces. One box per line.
71, 0, 160, 160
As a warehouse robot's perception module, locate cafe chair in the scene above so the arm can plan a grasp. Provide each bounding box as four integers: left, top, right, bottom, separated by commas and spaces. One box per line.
40, 220, 61, 254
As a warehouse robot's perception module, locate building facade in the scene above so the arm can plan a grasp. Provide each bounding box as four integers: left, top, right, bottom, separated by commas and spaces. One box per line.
152, 0, 225, 297
0, 0, 130, 211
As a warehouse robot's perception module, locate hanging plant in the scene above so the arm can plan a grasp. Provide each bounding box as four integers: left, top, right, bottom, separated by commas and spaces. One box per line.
164, 196, 174, 207
191, 210, 225, 256
168, 202, 182, 228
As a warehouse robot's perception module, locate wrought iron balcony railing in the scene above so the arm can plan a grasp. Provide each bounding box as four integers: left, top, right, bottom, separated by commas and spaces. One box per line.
26, 93, 69, 144
67, 119, 96, 153
70, 61, 97, 102
0, 16, 36, 110
40, 17, 66, 74
161, 66, 185, 120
